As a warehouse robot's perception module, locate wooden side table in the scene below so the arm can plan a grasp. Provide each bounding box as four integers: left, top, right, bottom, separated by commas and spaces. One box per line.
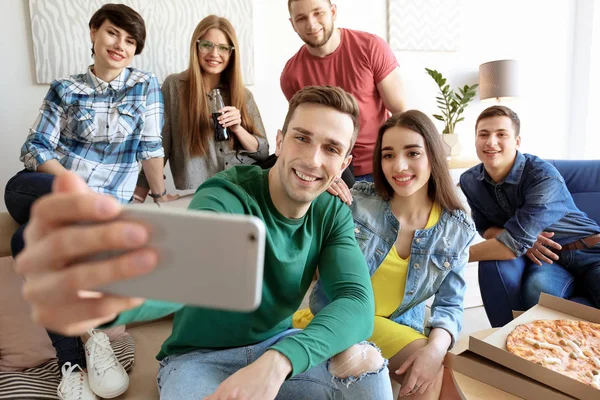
447, 157, 480, 170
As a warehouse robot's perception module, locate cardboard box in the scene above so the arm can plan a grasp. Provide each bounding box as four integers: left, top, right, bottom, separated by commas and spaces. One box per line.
468, 293, 600, 399
446, 329, 574, 400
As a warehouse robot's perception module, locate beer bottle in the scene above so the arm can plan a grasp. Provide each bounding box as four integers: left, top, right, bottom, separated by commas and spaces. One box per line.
210, 88, 229, 141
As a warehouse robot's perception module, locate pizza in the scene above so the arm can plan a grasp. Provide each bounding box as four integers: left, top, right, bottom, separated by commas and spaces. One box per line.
506, 319, 600, 390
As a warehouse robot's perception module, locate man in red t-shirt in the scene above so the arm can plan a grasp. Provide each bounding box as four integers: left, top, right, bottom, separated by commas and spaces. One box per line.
282, 0, 406, 182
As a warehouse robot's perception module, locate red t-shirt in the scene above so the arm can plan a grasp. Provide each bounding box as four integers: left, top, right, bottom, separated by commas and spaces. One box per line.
280, 28, 399, 176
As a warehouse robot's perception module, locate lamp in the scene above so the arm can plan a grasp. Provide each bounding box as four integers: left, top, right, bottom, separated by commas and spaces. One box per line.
479, 59, 519, 102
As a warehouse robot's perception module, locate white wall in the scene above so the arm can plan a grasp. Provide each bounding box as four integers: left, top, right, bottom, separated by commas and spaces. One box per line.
0, 0, 579, 210
584, 0, 600, 159
0, 1, 51, 209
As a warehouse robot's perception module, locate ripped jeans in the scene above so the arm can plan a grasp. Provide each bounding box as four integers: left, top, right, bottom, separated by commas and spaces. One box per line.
157, 329, 393, 399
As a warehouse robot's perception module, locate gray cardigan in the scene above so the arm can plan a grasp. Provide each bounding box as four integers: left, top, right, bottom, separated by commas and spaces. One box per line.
137, 72, 269, 190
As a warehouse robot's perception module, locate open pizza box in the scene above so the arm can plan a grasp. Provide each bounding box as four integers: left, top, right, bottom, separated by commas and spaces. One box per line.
446, 329, 574, 399
468, 293, 600, 399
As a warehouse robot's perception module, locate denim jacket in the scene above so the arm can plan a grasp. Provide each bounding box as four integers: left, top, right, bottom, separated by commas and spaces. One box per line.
310, 182, 476, 347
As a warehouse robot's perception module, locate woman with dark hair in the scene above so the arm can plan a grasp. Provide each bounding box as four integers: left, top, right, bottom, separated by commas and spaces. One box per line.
295, 110, 476, 399
4, 4, 161, 399
134, 15, 268, 201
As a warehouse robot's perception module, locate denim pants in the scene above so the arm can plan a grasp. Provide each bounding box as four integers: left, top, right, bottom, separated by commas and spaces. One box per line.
4, 169, 87, 368
522, 243, 600, 309
479, 243, 600, 327
157, 329, 393, 400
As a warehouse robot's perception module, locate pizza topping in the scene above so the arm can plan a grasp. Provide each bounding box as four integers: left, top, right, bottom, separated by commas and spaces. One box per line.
592, 374, 600, 390
525, 337, 563, 352
592, 357, 600, 368
556, 330, 564, 337
543, 357, 562, 365
565, 339, 587, 358
593, 369, 599, 375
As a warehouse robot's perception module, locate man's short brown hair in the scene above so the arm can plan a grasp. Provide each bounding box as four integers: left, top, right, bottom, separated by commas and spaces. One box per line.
476, 105, 521, 137
89, 3, 146, 55
288, 0, 332, 13
281, 86, 360, 154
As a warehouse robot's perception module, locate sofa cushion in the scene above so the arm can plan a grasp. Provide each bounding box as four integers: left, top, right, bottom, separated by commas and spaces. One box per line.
0, 256, 56, 372
0, 359, 60, 399
0, 332, 136, 399
0, 214, 18, 258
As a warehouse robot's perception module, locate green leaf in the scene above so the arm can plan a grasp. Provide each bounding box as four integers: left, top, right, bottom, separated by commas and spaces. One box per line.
426, 67, 478, 128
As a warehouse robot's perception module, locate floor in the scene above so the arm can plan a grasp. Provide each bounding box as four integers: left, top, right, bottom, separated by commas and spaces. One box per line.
456, 263, 492, 340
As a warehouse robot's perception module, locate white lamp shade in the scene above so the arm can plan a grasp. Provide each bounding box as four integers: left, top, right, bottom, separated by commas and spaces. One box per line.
479, 60, 519, 101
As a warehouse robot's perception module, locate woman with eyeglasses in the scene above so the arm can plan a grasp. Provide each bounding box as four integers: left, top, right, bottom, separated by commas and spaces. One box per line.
133, 15, 269, 202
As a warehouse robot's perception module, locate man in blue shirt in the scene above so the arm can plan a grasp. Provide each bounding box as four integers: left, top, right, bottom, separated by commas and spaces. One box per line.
461, 105, 600, 312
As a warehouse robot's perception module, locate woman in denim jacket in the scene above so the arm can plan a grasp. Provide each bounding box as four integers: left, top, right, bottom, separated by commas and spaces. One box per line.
294, 110, 476, 399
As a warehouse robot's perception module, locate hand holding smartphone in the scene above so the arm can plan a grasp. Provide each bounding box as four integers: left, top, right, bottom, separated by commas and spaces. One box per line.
97, 205, 265, 311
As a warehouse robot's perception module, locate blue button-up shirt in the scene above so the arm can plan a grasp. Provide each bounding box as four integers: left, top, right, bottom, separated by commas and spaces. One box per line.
20, 66, 164, 203
460, 152, 600, 256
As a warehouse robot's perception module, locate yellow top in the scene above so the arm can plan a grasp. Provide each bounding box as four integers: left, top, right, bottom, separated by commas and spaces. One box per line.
292, 202, 444, 359
371, 203, 442, 317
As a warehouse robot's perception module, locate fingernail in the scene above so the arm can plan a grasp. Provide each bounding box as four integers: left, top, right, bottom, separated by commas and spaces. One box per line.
97, 199, 118, 216
133, 252, 155, 271
125, 226, 147, 246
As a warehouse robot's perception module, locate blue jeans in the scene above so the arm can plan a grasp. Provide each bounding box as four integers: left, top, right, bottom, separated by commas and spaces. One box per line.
4, 170, 55, 254
354, 173, 373, 183
479, 244, 599, 327
157, 329, 393, 399
4, 169, 87, 368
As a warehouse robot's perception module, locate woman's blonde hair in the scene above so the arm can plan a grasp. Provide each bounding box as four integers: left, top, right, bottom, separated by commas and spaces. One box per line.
180, 15, 261, 156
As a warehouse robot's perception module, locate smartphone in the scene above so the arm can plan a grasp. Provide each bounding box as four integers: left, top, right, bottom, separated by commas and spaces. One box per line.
97, 204, 265, 312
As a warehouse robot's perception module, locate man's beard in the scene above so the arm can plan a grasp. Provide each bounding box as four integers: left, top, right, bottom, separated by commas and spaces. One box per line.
303, 25, 334, 48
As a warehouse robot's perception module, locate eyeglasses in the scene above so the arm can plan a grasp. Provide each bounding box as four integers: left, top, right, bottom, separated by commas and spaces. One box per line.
197, 40, 234, 56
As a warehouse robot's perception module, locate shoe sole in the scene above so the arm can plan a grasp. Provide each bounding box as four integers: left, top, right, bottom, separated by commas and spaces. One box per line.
91, 376, 129, 398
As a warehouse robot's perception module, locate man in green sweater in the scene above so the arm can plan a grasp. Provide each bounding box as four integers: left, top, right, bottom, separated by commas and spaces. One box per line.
16, 86, 393, 399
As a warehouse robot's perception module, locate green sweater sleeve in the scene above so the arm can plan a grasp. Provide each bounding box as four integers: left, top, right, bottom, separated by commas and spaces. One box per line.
270, 205, 374, 377
102, 299, 184, 327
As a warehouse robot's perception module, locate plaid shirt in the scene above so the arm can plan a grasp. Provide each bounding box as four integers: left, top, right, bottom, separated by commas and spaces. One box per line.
21, 66, 164, 203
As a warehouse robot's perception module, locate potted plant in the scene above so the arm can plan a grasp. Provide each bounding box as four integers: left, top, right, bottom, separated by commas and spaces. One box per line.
425, 68, 478, 157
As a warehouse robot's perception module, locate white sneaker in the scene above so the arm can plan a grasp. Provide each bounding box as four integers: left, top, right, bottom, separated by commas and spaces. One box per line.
57, 362, 98, 400
85, 329, 129, 398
